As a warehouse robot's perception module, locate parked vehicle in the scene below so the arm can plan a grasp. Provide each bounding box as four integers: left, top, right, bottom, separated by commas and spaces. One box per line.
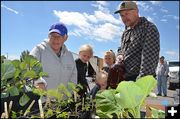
167, 61, 179, 90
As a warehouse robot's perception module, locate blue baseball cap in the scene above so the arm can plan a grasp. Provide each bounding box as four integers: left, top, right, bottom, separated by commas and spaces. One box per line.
49, 22, 68, 36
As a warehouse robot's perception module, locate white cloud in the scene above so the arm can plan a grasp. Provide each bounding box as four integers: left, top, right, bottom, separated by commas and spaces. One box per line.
94, 11, 121, 25
53, 2, 124, 43
163, 15, 179, 21
1, 3, 19, 14
163, 15, 172, 18
91, 1, 109, 13
93, 23, 121, 42
96, 1, 108, 6
53, 10, 91, 28
160, 8, 168, 13
173, 16, 179, 20
7, 54, 20, 60
136, 1, 153, 11
147, 16, 154, 23
160, 19, 168, 22
84, 13, 98, 23
165, 51, 179, 57
149, 1, 162, 5
69, 30, 82, 37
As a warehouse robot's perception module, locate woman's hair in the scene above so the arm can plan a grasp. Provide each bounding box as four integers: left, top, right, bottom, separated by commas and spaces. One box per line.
104, 50, 116, 63
79, 44, 93, 56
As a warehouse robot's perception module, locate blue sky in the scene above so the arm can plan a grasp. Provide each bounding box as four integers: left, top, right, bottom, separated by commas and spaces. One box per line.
1, 1, 179, 61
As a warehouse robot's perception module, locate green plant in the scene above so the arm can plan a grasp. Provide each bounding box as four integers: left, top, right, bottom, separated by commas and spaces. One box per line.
148, 107, 165, 118
29, 82, 95, 118
20, 50, 30, 62
1, 55, 6, 63
1, 53, 48, 106
95, 75, 157, 118
26, 82, 77, 118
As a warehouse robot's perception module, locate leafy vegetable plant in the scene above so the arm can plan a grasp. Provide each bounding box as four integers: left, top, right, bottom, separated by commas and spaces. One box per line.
96, 75, 157, 118
1, 53, 48, 106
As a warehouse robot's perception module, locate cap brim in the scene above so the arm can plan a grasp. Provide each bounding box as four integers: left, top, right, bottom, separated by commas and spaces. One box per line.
49, 29, 62, 35
114, 8, 136, 14
114, 10, 121, 14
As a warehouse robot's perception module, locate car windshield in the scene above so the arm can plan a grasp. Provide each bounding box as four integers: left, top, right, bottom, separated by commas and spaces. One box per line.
168, 61, 180, 67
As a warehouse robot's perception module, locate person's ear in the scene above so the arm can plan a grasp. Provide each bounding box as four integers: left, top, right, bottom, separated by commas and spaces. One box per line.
64, 34, 68, 41
136, 9, 139, 16
48, 34, 51, 39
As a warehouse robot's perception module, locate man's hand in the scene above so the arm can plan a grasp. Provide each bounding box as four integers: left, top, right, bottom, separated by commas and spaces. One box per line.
35, 83, 46, 90
116, 54, 124, 64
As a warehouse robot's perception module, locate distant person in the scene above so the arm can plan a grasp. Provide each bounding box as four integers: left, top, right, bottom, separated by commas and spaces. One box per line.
114, 1, 160, 81
30, 22, 77, 90
156, 56, 169, 96
102, 50, 116, 73
75, 44, 95, 98
90, 70, 108, 99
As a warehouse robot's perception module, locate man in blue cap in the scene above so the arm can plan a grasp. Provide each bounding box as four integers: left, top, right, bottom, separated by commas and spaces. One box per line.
30, 22, 77, 90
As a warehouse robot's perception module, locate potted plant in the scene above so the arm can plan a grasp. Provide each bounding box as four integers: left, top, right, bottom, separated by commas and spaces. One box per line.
1, 51, 97, 118
1, 52, 48, 118
24, 82, 96, 118
95, 75, 157, 118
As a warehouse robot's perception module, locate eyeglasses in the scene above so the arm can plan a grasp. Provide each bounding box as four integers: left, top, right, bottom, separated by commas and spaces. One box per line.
49, 34, 63, 40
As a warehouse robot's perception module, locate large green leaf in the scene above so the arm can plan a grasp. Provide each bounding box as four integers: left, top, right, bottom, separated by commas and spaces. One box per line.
39, 72, 48, 77
96, 110, 113, 118
1, 62, 15, 80
28, 55, 39, 68
96, 89, 123, 118
20, 62, 26, 70
8, 86, 19, 96
23, 70, 37, 79
96, 90, 116, 112
115, 81, 144, 108
1, 53, 48, 108
67, 82, 76, 91
96, 75, 157, 118
32, 88, 46, 97
47, 89, 63, 100
135, 75, 157, 106
58, 83, 72, 98
19, 93, 30, 106
14, 69, 21, 79
32, 61, 43, 74
23, 55, 39, 69
135, 75, 157, 96
115, 75, 157, 109
11, 60, 21, 68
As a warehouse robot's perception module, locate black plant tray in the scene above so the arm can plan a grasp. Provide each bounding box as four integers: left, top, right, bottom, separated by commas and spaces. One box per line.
0, 92, 40, 117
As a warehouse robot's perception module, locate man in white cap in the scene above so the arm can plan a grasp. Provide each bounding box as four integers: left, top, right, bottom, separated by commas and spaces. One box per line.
156, 56, 169, 96
30, 22, 77, 90
115, 1, 160, 81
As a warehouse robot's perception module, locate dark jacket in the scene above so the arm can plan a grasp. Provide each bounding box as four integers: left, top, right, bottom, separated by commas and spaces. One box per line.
87, 62, 96, 77
118, 17, 160, 79
75, 58, 89, 96
107, 63, 126, 89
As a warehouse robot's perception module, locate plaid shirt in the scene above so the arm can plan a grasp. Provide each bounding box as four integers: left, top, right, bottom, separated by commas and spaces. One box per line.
118, 17, 160, 79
